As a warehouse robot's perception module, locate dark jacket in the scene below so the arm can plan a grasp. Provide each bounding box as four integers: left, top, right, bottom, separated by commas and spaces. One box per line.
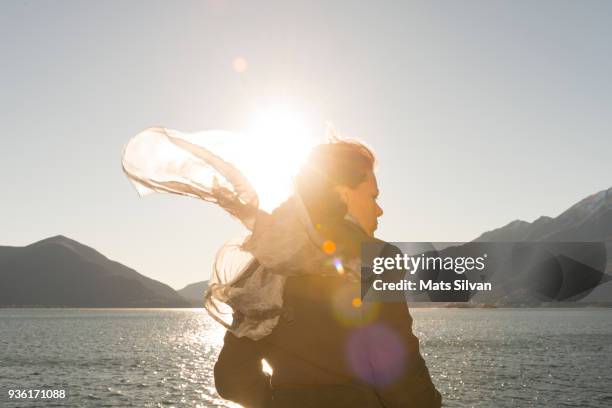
214, 220, 442, 408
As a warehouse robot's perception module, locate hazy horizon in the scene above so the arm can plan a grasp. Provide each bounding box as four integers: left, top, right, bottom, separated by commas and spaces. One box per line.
2, 1, 611, 289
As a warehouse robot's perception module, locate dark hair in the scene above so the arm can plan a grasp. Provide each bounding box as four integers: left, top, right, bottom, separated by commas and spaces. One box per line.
295, 140, 376, 224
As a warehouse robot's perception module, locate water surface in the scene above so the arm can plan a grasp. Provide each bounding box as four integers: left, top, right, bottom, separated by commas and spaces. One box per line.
1, 308, 611, 407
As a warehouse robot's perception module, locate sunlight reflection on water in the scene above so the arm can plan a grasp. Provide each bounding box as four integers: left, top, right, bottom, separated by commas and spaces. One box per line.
0, 308, 241, 407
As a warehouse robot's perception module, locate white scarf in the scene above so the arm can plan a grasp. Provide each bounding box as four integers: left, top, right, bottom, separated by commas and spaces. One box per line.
122, 127, 360, 340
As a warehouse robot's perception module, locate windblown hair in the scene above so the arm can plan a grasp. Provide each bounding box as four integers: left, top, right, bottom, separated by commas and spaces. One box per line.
123, 127, 375, 339
295, 139, 376, 225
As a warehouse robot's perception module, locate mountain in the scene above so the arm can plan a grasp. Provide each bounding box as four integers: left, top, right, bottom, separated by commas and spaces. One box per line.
471, 186, 612, 305
0, 235, 191, 307
474, 187, 612, 242
177, 280, 209, 307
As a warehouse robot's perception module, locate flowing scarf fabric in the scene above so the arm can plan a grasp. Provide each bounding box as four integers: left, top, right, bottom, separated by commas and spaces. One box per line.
122, 127, 356, 340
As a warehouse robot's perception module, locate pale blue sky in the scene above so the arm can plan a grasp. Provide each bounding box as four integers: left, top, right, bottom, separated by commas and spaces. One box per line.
2, 1, 611, 289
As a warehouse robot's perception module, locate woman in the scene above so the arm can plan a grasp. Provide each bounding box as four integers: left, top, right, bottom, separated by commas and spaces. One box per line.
122, 128, 441, 407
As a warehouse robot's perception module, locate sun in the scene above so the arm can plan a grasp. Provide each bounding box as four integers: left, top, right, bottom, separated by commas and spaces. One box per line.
240, 106, 316, 212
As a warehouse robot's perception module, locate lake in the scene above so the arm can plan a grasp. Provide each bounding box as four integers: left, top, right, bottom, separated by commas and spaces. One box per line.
1, 308, 611, 407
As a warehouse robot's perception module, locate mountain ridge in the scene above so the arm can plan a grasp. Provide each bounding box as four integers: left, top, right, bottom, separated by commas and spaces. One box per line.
3, 186, 611, 308
474, 186, 612, 242
0, 235, 191, 307
177, 280, 209, 307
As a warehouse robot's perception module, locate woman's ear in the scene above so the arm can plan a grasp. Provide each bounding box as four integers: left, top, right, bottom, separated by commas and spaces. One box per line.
334, 185, 350, 204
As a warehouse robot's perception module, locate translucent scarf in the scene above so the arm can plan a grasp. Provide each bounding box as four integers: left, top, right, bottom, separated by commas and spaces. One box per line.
121, 127, 360, 340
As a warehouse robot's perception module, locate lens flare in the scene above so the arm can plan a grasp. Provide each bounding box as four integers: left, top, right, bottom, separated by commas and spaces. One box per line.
323, 240, 337, 255
261, 358, 273, 376
232, 57, 248, 73
331, 285, 380, 328
346, 324, 406, 386
333, 257, 344, 274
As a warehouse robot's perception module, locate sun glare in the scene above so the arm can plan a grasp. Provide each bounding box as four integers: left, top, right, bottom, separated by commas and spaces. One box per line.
240, 106, 316, 212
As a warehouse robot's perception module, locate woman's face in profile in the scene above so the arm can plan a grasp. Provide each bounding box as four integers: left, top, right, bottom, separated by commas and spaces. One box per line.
336, 171, 383, 236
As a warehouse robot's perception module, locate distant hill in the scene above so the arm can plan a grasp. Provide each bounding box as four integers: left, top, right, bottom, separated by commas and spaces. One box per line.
0, 235, 191, 307
474, 187, 612, 242
472, 186, 612, 305
3, 187, 610, 308
177, 280, 209, 307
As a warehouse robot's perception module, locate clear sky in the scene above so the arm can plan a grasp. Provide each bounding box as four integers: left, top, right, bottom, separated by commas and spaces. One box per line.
2, 1, 611, 289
